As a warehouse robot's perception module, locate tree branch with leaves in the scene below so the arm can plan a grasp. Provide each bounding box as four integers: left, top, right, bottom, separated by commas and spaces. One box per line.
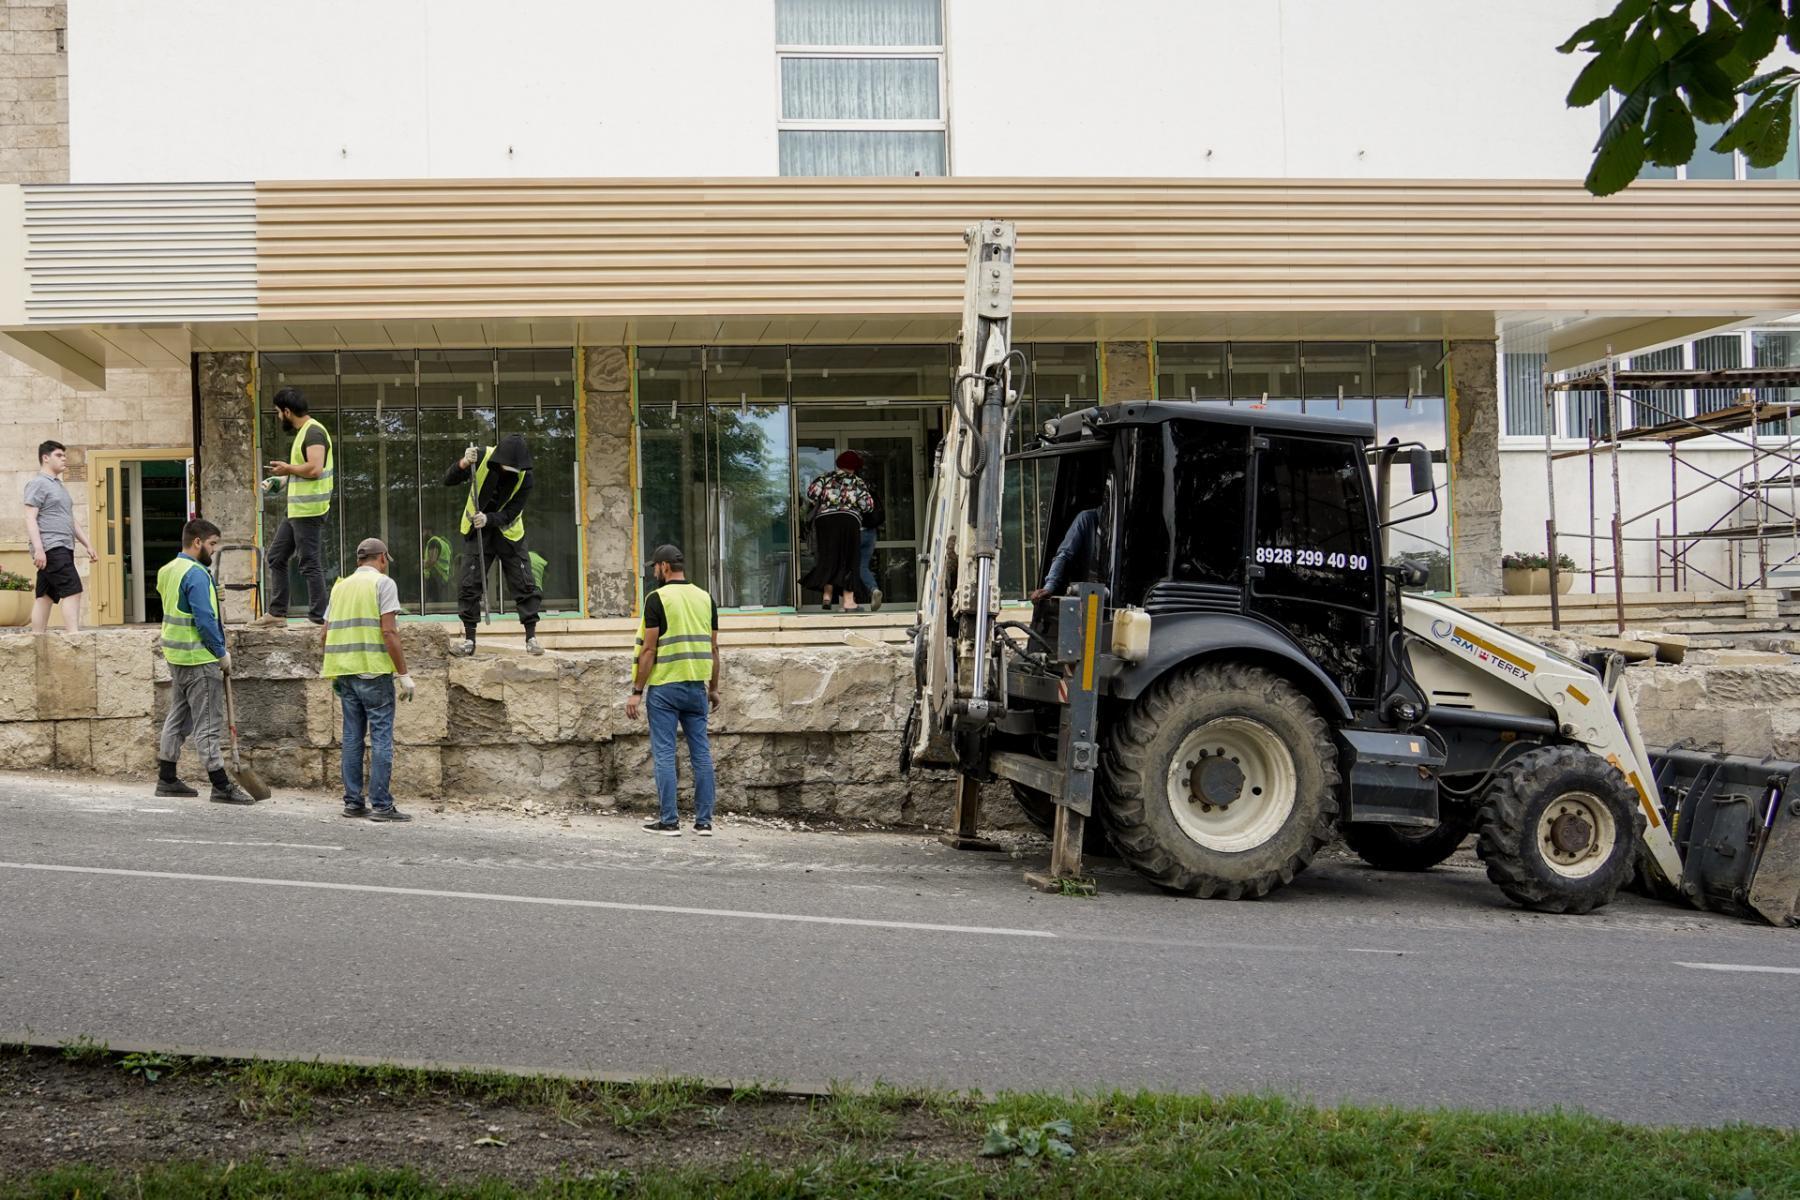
1563, 0, 1800, 194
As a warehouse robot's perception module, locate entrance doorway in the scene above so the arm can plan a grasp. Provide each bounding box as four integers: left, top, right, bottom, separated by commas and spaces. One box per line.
86, 449, 194, 626
795, 411, 928, 607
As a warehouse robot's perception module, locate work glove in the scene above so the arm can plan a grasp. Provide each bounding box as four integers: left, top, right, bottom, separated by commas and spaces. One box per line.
219, 652, 233, 676
463, 444, 480, 467
396, 673, 416, 701
260, 476, 284, 496
471, 511, 489, 529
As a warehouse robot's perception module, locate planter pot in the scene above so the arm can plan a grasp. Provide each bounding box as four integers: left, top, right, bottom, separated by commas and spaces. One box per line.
1502, 568, 1576, 596
0, 591, 32, 626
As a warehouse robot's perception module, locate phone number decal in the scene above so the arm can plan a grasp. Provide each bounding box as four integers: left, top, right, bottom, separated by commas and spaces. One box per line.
1254, 546, 1368, 571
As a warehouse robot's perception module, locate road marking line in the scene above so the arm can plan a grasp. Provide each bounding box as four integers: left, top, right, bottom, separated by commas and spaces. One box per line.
1676, 961, 1800, 976
150, 838, 343, 852
0, 861, 1058, 940
135, 808, 175, 814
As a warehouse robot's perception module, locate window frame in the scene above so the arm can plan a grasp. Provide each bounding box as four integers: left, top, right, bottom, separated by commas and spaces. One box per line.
774, 0, 950, 176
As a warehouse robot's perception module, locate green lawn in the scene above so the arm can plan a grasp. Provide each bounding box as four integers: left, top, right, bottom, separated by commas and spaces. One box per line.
2, 1048, 1795, 1199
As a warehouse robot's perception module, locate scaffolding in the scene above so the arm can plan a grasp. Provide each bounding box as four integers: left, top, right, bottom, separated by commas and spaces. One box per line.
1541, 358, 1800, 633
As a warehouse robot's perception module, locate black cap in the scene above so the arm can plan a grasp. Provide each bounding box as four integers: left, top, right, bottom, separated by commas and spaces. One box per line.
648, 544, 684, 567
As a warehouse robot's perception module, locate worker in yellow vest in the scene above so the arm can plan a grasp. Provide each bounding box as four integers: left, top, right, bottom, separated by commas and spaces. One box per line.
627, 544, 720, 836
422, 525, 453, 605
443, 433, 543, 656
322, 537, 416, 821
154, 518, 256, 804
254, 386, 334, 626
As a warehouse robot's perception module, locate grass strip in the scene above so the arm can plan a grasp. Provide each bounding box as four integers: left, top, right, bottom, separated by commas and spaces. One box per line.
2, 1045, 1796, 1199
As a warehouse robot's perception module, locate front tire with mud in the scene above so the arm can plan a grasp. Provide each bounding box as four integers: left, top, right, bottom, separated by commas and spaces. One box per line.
1475, 746, 1643, 914
1101, 663, 1340, 899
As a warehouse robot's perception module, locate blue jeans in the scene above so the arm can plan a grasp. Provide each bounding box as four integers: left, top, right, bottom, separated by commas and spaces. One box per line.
857, 528, 878, 598
339, 675, 396, 810
646, 680, 716, 826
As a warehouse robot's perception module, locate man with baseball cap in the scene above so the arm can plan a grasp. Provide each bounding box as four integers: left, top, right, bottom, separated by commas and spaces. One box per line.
628, 544, 720, 836
321, 536, 416, 821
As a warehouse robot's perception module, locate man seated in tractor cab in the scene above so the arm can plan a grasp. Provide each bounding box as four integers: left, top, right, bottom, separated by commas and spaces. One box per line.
1031, 506, 1101, 603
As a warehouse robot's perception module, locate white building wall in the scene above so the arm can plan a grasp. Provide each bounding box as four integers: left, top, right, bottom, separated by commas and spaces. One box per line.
70, 0, 1607, 183
1498, 444, 1800, 592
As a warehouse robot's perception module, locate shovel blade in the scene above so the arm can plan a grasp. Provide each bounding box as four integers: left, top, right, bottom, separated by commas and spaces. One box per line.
1650, 750, 1800, 926
235, 765, 273, 802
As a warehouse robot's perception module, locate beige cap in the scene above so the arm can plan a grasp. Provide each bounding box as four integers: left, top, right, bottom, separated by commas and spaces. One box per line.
355, 537, 388, 560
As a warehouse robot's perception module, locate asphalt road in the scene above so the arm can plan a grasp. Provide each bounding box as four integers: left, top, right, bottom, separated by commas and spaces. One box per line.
2, 771, 1797, 1127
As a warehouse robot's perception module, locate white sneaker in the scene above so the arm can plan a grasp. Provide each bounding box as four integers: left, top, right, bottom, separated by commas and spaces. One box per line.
525, 635, 544, 656
449, 638, 476, 657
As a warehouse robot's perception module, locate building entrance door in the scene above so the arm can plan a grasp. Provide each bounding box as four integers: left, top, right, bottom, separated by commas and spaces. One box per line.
86, 449, 193, 626
794, 419, 925, 607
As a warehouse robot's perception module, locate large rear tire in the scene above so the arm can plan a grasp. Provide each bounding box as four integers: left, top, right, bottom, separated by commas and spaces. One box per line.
1475, 746, 1643, 914
1101, 663, 1340, 899
1341, 809, 1476, 872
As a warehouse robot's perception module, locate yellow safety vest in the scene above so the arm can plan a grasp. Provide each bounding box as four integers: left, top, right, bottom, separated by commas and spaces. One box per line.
285, 418, 334, 518
425, 535, 452, 583
634, 582, 714, 687
460, 446, 525, 542
157, 556, 220, 667
322, 570, 395, 677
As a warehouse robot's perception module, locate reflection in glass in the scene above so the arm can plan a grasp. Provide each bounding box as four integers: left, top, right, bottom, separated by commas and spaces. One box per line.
1371, 341, 1444, 398
499, 349, 578, 614
1155, 343, 1227, 400
637, 349, 708, 597
1377, 396, 1453, 591
1230, 343, 1299, 400
338, 350, 420, 611
1301, 342, 1371, 398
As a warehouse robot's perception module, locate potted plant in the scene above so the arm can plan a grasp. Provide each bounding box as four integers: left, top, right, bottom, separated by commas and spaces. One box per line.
1501, 551, 1577, 596
0, 567, 33, 626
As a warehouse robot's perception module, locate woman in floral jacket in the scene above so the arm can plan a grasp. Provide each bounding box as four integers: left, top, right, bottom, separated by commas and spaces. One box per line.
801, 450, 874, 611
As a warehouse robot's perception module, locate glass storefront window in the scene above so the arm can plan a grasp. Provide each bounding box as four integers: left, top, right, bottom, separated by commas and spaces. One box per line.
338, 350, 420, 610
498, 349, 578, 612
1372, 342, 1445, 398
1301, 342, 1372, 398
1156, 343, 1227, 400
257, 349, 582, 620
1230, 343, 1300, 401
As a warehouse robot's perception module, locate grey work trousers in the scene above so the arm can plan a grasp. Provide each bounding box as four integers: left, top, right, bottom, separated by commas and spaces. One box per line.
160, 661, 225, 772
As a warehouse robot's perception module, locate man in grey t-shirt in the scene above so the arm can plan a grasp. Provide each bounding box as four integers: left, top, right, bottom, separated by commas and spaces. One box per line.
23, 440, 97, 633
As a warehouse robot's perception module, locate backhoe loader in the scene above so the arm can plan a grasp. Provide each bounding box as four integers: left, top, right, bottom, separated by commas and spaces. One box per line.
904, 220, 1800, 925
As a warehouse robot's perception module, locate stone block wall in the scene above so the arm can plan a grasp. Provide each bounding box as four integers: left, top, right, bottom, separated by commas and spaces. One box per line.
2, 626, 964, 827
1448, 340, 1502, 596
0, 0, 66, 185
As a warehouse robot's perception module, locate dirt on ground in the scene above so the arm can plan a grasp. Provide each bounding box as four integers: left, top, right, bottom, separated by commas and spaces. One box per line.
0, 1050, 977, 1184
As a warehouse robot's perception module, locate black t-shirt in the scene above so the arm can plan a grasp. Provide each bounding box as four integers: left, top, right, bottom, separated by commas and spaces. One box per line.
642, 586, 720, 635
294, 422, 328, 462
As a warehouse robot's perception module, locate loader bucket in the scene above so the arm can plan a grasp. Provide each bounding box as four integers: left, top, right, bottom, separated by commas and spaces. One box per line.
1649, 750, 1800, 926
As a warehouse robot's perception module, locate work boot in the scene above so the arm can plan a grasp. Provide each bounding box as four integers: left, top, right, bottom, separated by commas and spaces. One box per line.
449, 637, 476, 658
871, 589, 883, 612
154, 759, 197, 797
525, 635, 544, 656
210, 780, 257, 805
248, 612, 286, 628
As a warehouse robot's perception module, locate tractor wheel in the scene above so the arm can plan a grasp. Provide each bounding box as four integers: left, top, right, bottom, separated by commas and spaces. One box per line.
1475, 746, 1644, 914
1101, 663, 1340, 899
1010, 783, 1114, 856
1341, 809, 1476, 872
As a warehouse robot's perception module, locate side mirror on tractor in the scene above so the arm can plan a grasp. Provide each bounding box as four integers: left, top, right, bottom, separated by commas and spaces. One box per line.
1409, 445, 1434, 497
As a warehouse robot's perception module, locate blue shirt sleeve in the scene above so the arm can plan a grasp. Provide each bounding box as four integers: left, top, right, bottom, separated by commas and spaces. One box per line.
181, 566, 226, 659
1043, 508, 1099, 594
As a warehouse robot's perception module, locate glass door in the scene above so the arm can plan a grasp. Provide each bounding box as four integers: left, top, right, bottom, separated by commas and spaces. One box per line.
793, 419, 925, 606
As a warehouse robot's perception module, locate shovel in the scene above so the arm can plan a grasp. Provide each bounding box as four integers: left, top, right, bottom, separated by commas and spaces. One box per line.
222, 665, 272, 801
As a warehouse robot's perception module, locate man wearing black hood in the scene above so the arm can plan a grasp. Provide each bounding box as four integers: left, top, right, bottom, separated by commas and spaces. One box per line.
445, 433, 544, 656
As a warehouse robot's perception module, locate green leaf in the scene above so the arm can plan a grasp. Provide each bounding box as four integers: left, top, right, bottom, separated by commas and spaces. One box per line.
1737, 0, 1784, 60
1718, 90, 1796, 165
1688, 60, 1744, 121
979, 1122, 1020, 1158
1788, 8, 1800, 52
1045, 1137, 1077, 1160
1568, 54, 1619, 106
1588, 90, 1650, 195
1646, 94, 1700, 164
